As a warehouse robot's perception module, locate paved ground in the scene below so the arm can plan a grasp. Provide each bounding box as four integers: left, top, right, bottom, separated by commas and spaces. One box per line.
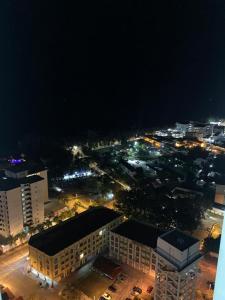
196, 253, 218, 300
0, 243, 218, 300
65, 260, 154, 300
0, 244, 60, 300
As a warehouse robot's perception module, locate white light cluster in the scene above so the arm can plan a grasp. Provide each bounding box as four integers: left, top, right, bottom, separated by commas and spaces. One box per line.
63, 171, 92, 180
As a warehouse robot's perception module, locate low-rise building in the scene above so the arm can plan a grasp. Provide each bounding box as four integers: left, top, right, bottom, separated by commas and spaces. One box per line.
28, 207, 123, 284
109, 220, 163, 274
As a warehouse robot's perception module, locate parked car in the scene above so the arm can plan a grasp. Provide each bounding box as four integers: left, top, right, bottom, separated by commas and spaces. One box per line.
108, 285, 117, 292
132, 286, 142, 294
147, 286, 153, 294
101, 293, 112, 300
119, 273, 127, 281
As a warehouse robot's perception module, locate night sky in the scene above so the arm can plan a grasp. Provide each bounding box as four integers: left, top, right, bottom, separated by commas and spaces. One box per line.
1, 0, 225, 147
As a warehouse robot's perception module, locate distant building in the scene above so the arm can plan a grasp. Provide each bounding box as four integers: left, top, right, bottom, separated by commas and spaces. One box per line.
28, 207, 123, 284
176, 121, 213, 139
176, 122, 191, 133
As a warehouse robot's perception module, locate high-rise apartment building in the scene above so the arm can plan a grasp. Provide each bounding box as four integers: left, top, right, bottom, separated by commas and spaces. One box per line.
0, 163, 48, 237
0, 181, 24, 237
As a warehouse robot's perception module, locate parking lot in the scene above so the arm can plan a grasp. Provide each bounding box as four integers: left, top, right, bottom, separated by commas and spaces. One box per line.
65, 260, 155, 300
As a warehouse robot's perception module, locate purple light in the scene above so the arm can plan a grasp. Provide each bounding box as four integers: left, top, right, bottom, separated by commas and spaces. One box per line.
8, 159, 24, 165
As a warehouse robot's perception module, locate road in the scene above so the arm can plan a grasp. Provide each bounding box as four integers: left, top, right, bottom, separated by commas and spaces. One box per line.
0, 244, 60, 300
89, 163, 131, 191
196, 253, 217, 300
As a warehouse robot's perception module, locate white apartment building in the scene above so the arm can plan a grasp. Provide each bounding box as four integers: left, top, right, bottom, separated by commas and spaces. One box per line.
214, 210, 225, 299
0, 181, 24, 237
0, 163, 48, 237
28, 207, 123, 284
5, 163, 48, 204
154, 230, 202, 300
109, 220, 162, 274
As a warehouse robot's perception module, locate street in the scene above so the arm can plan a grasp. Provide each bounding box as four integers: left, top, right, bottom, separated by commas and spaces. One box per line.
196, 253, 218, 300
0, 244, 60, 300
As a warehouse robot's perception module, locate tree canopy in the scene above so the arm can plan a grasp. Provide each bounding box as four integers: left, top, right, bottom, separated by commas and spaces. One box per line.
115, 184, 213, 232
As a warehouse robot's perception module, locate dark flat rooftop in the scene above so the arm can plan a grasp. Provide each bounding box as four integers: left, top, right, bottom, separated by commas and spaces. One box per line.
0, 179, 20, 191
21, 175, 44, 184
160, 229, 199, 251
0, 175, 44, 191
5, 162, 45, 174
29, 207, 121, 256
112, 219, 163, 248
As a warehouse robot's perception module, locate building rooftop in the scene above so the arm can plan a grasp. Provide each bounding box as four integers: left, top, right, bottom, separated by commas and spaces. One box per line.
0, 179, 20, 191
112, 219, 163, 248
20, 175, 44, 184
5, 162, 46, 174
160, 229, 199, 251
0, 175, 44, 191
29, 206, 121, 256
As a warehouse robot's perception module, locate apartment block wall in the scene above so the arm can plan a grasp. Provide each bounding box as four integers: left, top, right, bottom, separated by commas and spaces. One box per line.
28, 170, 48, 204
109, 231, 157, 274
215, 184, 225, 205
30, 181, 45, 225
154, 253, 198, 300
0, 188, 23, 237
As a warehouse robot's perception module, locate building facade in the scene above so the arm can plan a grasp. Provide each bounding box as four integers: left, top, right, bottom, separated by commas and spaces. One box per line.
5, 163, 48, 204
109, 220, 161, 274
109, 221, 201, 300
28, 207, 123, 283
20, 176, 45, 225
0, 163, 48, 237
154, 230, 202, 300
0, 183, 24, 237
214, 209, 225, 299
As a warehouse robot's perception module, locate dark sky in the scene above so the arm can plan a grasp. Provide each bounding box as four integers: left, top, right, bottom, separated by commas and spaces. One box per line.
1, 0, 225, 146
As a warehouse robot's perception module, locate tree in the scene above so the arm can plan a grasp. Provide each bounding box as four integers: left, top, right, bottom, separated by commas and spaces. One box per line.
44, 219, 52, 228
115, 183, 212, 232
0, 234, 13, 245
28, 226, 37, 236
